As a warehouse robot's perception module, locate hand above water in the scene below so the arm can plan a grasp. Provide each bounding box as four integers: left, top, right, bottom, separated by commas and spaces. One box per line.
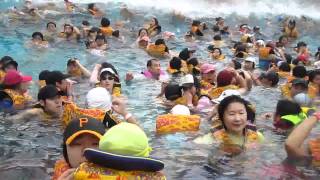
57, 168, 76, 180
125, 72, 134, 81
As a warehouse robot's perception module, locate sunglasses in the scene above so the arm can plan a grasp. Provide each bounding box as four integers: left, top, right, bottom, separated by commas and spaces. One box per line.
101, 76, 115, 81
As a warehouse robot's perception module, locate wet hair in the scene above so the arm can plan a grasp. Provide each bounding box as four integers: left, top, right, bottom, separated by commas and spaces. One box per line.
155, 39, 165, 45
187, 58, 200, 75
284, 53, 292, 64
192, 20, 201, 27
64, 24, 73, 31
213, 34, 222, 41
275, 99, 301, 117
146, 58, 158, 67
308, 70, 320, 83
155, 39, 168, 52
211, 25, 220, 33
82, 20, 90, 26
0, 56, 14, 66
39, 70, 50, 81
235, 43, 247, 53
288, 19, 296, 28
91, 27, 100, 33
315, 47, 320, 60
200, 22, 208, 30
101, 17, 110, 27
138, 28, 148, 37
32, 32, 44, 41
85, 40, 95, 49
101, 62, 119, 76
46, 22, 56, 28
67, 58, 77, 66
232, 60, 242, 70
95, 34, 106, 42
212, 48, 222, 55
235, 51, 245, 58
88, 3, 95, 10
164, 84, 182, 101
218, 95, 251, 130
169, 57, 182, 70
292, 65, 307, 78
3, 60, 18, 70
279, 62, 291, 72
278, 35, 288, 43
152, 17, 159, 26
112, 30, 120, 38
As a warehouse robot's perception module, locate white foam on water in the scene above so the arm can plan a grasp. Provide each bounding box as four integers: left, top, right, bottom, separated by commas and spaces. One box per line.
32, 0, 320, 19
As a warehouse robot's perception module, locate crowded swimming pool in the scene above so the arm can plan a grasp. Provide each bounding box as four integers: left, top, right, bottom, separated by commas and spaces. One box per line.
0, 0, 320, 179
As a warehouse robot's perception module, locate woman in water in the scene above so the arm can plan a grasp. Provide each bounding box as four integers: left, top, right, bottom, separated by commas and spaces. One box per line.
146, 17, 161, 37
194, 95, 264, 149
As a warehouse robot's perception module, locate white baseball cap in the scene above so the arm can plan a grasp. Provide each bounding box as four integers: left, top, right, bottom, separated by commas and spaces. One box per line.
179, 74, 194, 86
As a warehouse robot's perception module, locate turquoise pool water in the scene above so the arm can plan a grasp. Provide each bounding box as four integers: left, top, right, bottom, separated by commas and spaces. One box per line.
0, 0, 320, 179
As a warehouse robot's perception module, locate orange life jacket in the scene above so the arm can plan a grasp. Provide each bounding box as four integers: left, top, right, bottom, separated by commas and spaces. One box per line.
156, 114, 200, 134
74, 162, 166, 180
147, 44, 166, 57
2, 89, 31, 109
100, 26, 114, 36
259, 47, 272, 59
208, 85, 239, 99
52, 159, 71, 180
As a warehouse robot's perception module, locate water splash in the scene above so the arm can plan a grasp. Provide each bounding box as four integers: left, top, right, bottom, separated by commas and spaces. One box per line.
33, 0, 320, 19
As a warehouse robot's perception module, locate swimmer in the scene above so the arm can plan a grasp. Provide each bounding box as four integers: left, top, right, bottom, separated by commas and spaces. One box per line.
95, 35, 108, 50
30, 32, 49, 48
0, 70, 33, 110
208, 45, 225, 61
146, 17, 161, 37
100, 18, 114, 37
136, 28, 150, 47
199, 63, 216, 92
283, 19, 298, 39
125, 58, 169, 82
43, 22, 57, 42
59, 24, 81, 41
194, 95, 264, 148
80, 20, 91, 39
146, 39, 170, 58
66, 58, 91, 79
88, 3, 104, 17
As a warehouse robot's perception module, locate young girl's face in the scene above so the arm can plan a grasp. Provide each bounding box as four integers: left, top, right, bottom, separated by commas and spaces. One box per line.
66, 134, 99, 168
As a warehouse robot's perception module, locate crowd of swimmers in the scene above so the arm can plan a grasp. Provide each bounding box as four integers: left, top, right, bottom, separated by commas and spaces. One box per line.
1, 0, 320, 179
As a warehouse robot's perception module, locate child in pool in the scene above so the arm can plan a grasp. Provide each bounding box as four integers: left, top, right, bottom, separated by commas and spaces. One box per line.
52, 117, 105, 180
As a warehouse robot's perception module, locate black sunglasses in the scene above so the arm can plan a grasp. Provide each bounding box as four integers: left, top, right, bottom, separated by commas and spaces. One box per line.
101, 76, 115, 81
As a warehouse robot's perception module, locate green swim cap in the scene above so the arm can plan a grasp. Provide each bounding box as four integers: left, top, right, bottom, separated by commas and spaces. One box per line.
99, 122, 152, 157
